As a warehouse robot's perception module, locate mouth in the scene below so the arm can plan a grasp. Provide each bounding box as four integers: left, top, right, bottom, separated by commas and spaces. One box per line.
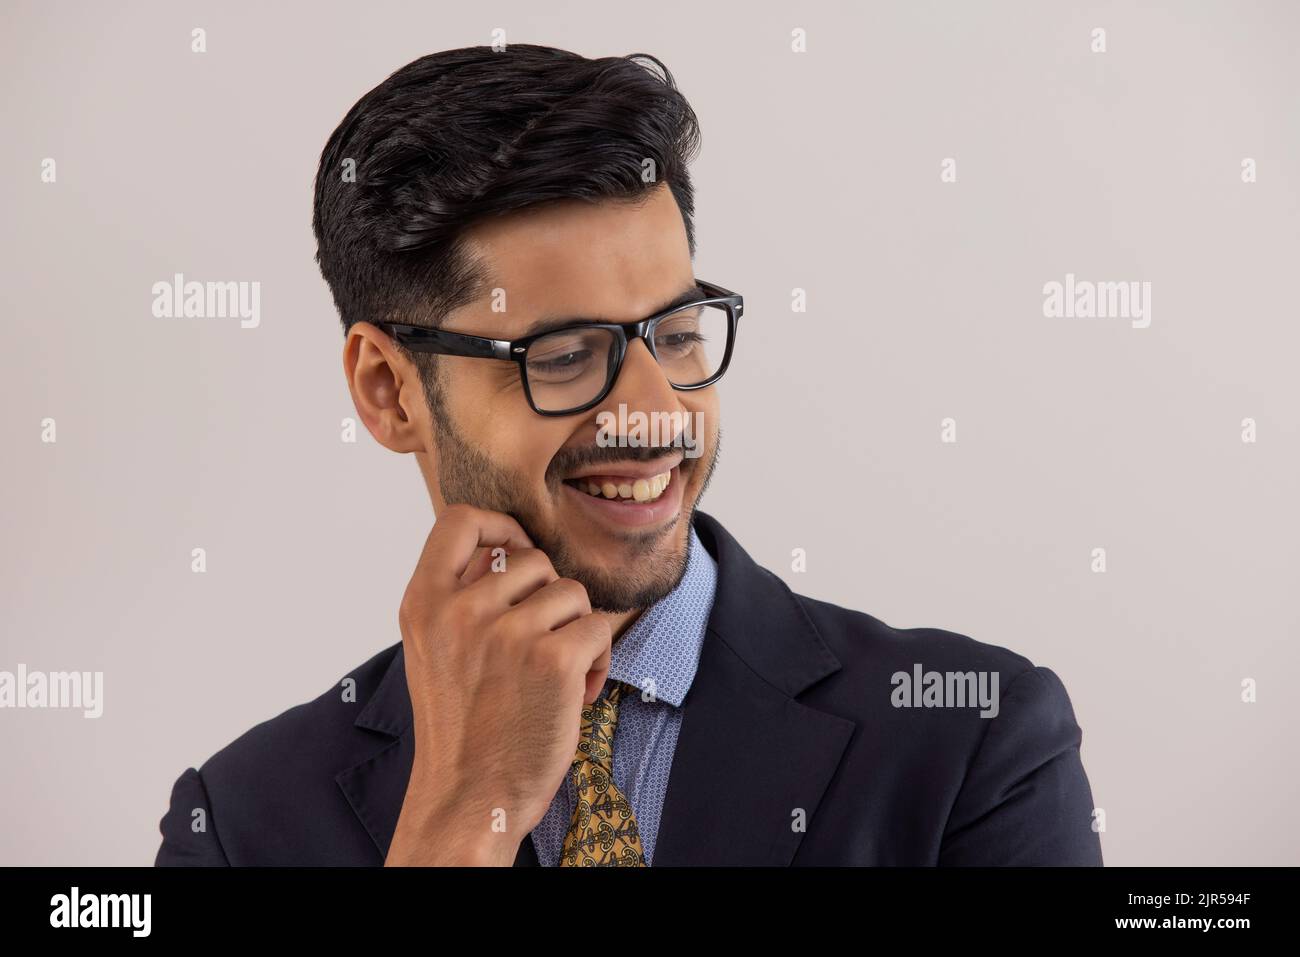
564, 468, 675, 504
559, 460, 685, 529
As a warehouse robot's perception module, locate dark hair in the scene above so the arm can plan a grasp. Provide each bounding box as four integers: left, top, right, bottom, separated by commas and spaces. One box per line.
312, 44, 702, 358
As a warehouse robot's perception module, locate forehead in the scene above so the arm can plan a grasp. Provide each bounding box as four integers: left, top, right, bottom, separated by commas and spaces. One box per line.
450, 183, 694, 336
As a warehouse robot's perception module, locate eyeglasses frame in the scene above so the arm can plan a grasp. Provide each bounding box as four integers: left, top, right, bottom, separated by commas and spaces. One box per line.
371, 279, 743, 416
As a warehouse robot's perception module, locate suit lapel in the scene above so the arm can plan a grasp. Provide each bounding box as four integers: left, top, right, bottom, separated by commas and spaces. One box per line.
335, 509, 854, 867
652, 511, 855, 865
333, 649, 412, 863
334, 647, 541, 865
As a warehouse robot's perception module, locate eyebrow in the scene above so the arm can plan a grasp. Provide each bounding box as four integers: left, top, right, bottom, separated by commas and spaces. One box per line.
519, 280, 706, 338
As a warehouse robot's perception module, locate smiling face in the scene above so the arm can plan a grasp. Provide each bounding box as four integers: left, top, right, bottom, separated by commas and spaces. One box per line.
411, 182, 721, 614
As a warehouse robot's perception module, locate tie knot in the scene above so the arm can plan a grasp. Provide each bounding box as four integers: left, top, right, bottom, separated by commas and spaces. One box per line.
604, 680, 625, 709
576, 681, 629, 772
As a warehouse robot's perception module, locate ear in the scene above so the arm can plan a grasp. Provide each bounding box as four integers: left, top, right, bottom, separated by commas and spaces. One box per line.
343, 323, 428, 454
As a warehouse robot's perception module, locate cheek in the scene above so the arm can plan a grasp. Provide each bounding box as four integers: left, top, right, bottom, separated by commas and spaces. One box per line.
522, 431, 566, 485
481, 420, 561, 490
444, 365, 561, 479
683, 394, 719, 451
494, 416, 574, 491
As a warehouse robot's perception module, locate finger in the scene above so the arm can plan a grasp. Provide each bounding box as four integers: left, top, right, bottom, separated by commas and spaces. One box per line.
462, 548, 559, 607
413, 505, 534, 595
584, 644, 612, 704
505, 577, 591, 633
458, 546, 493, 586
550, 615, 613, 702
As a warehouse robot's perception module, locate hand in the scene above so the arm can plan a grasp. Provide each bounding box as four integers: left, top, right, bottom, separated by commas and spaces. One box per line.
385, 504, 612, 866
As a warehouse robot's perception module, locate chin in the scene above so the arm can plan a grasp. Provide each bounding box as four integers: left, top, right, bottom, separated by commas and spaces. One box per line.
574, 563, 688, 614
546, 511, 693, 613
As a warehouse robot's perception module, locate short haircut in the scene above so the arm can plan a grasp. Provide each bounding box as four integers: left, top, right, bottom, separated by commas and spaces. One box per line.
312, 43, 702, 360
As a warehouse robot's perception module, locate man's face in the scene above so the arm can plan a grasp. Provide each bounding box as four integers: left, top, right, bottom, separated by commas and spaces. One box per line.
425, 183, 721, 613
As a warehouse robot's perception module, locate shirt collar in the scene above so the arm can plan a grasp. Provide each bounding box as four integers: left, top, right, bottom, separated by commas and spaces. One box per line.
606, 523, 717, 707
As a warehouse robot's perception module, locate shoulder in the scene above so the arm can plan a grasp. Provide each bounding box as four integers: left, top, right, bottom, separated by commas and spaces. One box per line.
793, 590, 1038, 685
779, 589, 1101, 864
199, 641, 401, 790
156, 642, 403, 864
784, 590, 1097, 856
786, 589, 1083, 761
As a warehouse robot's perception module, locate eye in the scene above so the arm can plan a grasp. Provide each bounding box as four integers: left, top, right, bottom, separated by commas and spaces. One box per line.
654, 316, 706, 355
530, 348, 592, 371
656, 330, 705, 348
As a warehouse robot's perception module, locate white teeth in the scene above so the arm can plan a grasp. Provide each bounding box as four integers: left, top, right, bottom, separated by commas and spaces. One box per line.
575, 470, 674, 502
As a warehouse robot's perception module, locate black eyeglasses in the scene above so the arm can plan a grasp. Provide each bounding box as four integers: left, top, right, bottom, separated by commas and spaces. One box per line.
373, 279, 743, 416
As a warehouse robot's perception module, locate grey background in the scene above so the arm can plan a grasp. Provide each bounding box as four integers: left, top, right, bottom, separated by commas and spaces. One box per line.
1, 0, 1296, 865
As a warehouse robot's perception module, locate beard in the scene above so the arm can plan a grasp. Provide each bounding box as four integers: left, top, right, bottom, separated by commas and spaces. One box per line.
429, 398, 720, 614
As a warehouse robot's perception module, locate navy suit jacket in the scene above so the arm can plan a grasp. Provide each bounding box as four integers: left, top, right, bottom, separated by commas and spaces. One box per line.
155, 510, 1103, 866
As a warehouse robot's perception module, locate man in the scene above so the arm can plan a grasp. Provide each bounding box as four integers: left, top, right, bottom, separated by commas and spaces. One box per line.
155, 44, 1102, 866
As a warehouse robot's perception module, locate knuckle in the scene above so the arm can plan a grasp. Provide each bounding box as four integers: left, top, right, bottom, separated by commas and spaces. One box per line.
443, 502, 474, 519
438, 503, 475, 528
512, 548, 555, 577
439, 501, 486, 530
585, 613, 612, 641
495, 607, 532, 645
553, 577, 590, 608
398, 588, 430, 630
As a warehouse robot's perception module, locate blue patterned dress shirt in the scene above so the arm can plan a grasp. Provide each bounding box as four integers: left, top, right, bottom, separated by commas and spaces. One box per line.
530, 524, 718, 866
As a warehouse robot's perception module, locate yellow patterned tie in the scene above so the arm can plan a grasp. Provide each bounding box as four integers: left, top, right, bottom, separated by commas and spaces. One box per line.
559, 681, 646, 866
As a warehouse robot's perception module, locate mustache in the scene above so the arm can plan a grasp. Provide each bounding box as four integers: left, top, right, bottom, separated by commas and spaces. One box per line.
547, 443, 685, 483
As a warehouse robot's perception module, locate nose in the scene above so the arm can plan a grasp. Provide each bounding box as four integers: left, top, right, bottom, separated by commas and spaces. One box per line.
600, 337, 682, 425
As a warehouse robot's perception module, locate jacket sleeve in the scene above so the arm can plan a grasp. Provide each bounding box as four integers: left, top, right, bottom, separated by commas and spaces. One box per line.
154, 766, 231, 866
938, 666, 1103, 865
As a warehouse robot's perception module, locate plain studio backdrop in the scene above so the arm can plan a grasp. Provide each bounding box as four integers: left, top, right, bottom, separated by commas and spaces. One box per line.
2, 0, 1297, 866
